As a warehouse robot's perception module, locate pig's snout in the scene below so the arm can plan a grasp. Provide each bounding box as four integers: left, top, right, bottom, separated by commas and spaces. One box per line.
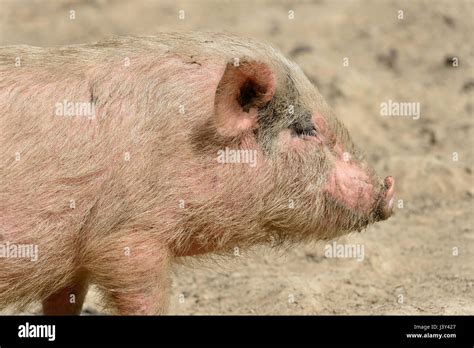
376, 176, 395, 221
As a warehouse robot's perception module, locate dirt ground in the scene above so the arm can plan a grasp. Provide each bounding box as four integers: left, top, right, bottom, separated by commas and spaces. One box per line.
1, 0, 472, 315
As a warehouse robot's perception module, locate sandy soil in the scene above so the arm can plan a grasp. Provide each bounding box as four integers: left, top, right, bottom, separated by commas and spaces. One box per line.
1, 0, 472, 315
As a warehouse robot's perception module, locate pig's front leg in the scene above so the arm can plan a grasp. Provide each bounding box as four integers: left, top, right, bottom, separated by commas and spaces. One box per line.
88, 234, 171, 315
106, 284, 170, 315
42, 273, 89, 315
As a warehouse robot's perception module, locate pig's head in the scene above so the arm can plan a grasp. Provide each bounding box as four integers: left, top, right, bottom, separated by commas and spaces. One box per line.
174, 44, 394, 255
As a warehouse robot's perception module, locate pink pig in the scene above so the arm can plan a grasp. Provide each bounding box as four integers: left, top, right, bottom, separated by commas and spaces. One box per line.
0, 33, 394, 315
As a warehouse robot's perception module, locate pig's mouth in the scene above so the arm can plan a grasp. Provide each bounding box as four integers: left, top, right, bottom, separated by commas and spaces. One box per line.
353, 176, 395, 232
320, 176, 395, 235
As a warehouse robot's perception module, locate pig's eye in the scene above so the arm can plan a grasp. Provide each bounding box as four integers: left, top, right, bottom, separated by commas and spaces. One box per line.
290, 122, 317, 138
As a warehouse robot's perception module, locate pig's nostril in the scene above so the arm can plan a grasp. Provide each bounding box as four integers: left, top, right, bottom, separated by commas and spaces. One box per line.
384, 176, 394, 191
378, 176, 395, 220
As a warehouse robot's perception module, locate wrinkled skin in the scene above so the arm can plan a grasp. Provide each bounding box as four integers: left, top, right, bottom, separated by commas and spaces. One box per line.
0, 33, 394, 314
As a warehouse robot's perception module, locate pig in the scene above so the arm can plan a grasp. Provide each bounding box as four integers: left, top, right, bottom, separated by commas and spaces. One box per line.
0, 32, 395, 315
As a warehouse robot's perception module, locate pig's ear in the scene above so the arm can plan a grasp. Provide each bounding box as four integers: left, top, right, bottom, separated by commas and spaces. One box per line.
214, 61, 275, 137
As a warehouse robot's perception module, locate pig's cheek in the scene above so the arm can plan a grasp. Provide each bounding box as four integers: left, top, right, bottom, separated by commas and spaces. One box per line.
323, 159, 374, 214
